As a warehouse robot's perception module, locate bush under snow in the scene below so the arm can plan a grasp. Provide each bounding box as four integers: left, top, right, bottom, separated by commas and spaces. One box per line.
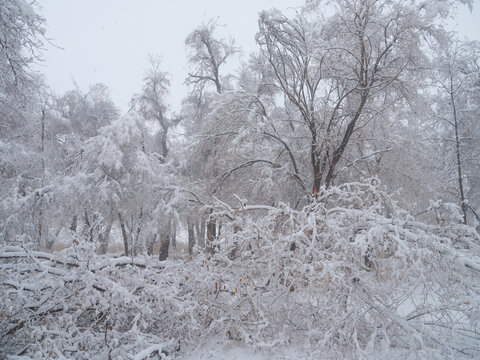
1, 182, 479, 359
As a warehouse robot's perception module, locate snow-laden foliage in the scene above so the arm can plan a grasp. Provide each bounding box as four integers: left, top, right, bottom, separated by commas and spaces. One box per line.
1, 182, 479, 359
432, 40, 480, 225
0, 242, 181, 359
1, 0, 479, 358
0, 0, 45, 92
203, 181, 480, 358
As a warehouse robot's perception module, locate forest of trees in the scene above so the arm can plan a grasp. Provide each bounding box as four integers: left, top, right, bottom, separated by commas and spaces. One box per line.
1, 0, 479, 358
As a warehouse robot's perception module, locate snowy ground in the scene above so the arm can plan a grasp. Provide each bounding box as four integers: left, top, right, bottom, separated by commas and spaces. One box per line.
178, 340, 318, 360
181, 341, 274, 360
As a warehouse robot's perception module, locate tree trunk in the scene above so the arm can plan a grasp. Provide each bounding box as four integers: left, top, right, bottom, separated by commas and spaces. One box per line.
450, 73, 468, 225
37, 192, 44, 249
70, 215, 78, 233
195, 219, 205, 249
324, 94, 368, 189
146, 234, 157, 256
206, 211, 216, 255
84, 209, 93, 242
132, 207, 143, 256
37, 105, 46, 250
309, 126, 322, 198
98, 217, 113, 255
158, 235, 169, 261
118, 213, 129, 256
91, 212, 99, 244
187, 218, 195, 255
170, 224, 177, 250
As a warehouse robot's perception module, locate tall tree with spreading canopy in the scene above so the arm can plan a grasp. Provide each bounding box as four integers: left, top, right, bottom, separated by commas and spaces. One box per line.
255, 0, 442, 194
184, 20, 239, 253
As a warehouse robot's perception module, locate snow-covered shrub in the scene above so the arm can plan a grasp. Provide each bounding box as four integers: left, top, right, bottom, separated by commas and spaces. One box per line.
1, 181, 479, 359
192, 181, 480, 358
0, 242, 184, 359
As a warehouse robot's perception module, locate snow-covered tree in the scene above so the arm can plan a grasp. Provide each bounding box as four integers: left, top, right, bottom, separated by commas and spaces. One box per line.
183, 21, 240, 252
0, 0, 51, 249
185, 19, 238, 95
128, 56, 186, 260
433, 40, 480, 225
71, 113, 178, 256
1, 1, 480, 359
0, 0, 45, 94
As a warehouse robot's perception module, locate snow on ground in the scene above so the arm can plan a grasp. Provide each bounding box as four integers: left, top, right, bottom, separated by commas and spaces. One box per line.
181, 340, 297, 360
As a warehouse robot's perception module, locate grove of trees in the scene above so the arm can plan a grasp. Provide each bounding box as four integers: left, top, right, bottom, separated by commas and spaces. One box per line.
1, 0, 479, 358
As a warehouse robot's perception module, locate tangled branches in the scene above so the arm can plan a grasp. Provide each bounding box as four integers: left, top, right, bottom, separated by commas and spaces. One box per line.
1, 182, 479, 358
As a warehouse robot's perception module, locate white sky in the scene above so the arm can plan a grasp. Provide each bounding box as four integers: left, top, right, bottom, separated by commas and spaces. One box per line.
35, 0, 480, 114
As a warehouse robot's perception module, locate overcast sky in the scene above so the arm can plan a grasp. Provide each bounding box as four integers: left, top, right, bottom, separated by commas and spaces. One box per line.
35, 0, 480, 114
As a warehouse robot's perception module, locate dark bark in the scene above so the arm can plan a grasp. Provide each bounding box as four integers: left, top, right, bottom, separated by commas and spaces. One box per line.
201, 32, 222, 94
158, 236, 169, 261
160, 127, 169, 160
324, 29, 369, 188
206, 211, 216, 255
70, 215, 78, 233
310, 129, 321, 196
36, 105, 47, 249
187, 218, 195, 255
324, 93, 368, 189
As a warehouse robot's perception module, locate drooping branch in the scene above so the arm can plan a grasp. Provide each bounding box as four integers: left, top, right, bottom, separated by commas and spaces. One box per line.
212, 159, 307, 195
